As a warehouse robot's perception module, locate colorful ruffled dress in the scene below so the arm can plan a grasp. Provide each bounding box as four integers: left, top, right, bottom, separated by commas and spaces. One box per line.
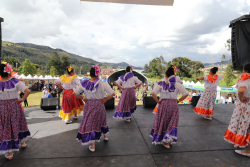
224, 73, 250, 147
74, 78, 115, 145
0, 78, 30, 154
56, 75, 84, 122
153, 75, 183, 114
113, 72, 142, 120
194, 75, 223, 117
150, 75, 188, 145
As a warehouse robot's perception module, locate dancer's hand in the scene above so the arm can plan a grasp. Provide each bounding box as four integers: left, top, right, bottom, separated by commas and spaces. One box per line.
121, 87, 125, 90
83, 98, 88, 103
196, 77, 199, 81
133, 86, 136, 89
17, 99, 23, 104
157, 100, 162, 104
240, 97, 249, 103
73, 93, 83, 99
101, 98, 107, 104
19, 78, 24, 81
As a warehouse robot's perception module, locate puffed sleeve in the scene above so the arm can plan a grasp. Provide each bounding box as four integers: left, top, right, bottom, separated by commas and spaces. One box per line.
176, 83, 188, 96
73, 83, 84, 95
203, 75, 208, 81
103, 82, 115, 95
116, 78, 123, 86
218, 75, 223, 81
176, 76, 183, 84
73, 77, 81, 86
237, 80, 249, 89
55, 78, 62, 85
134, 76, 142, 85
16, 81, 28, 93
152, 83, 161, 95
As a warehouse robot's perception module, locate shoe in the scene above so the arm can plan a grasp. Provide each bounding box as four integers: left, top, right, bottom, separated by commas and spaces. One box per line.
89, 145, 95, 152
21, 142, 27, 148
163, 144, 170, 149
125, 119, 130, 122
73, 117, 78, 120
66, 121, 72, 124
5, 152, 13, 160
235, 150, 250, 157
104, 136, 108, 141
204, 116, 212, 120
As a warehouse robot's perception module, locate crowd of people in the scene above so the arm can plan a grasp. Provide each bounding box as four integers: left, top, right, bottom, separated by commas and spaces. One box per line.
1, 61, 250, 160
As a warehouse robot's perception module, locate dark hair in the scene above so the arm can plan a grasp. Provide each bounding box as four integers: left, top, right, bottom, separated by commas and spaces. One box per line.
90, 67, 96, 77
243, 63, 250, 73
165, 65, 175, 77
125, 66, 131, 72
66, 67, 74, 74
0, 64, 9, 78
210, 67, 218, 74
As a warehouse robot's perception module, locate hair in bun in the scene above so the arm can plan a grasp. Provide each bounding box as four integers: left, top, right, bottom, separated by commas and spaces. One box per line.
210, 67, 218, 74
165, 65, 175, 77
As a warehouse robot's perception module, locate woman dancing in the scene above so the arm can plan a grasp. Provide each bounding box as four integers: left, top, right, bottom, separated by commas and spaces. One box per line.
0, 62, 30, 160
194, 67, 223, 120
113, 66, 142, 122
224, 63, 250, 157
151, 66, 188, 148
56, 66, 84, 124
74, 65, 115, 152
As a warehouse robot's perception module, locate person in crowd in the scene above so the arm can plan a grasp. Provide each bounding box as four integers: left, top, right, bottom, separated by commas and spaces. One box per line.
225, 96, 229, 104
192, 91, 197, 96
56, 66, 84, 124
221, 96, 226, 104
42, 87, 48, 98
47, 91, 53, 98
150, 65, 188, 148
224, 63, 250, 157
0, 62, 31, 160
197, 91, 201, 96
194, 67, 223, 120
73, 65, 115, 152
51, 89, 57, 98
20, 91, 28, 107
228, 94, 232, 104
113, 66, 142, 122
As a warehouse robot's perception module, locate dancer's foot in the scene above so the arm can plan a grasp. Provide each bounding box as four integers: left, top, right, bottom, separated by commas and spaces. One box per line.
73, 117, 77, 120
163, 143, 170, 149
5, 152, 13, 160
65, 120, 72, 124
204, 116, 212, 120
21, 141, 27, 148
104, 135, 108, 141
235, 150, 250, 157
89, 144, 95, 152
125, 118, 130, 122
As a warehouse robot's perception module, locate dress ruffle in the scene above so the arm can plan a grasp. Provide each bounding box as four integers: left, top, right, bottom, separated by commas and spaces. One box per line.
224, 129, 250, 148
60, 75, 77, 83
150, 127, 178, 145
194, 107, 214, 116
59, 105, 84, 121
113, 106, 136, 120
76, 126, 109, 145
120, 72, 134, 82
157, 75, 176, 92
80, 78, 100, 92
0, 78, 20, 92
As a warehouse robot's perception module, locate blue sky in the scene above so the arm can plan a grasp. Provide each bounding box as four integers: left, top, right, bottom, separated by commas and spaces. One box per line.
0, 0, 250, 66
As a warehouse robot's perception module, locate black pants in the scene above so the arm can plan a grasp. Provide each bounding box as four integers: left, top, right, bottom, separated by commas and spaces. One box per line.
24, 100, 28, 107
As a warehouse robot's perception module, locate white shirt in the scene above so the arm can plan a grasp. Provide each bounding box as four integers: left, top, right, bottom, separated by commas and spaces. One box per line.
116, 75, 142, 89
237, 79, 250, 98
0, 79, 28, 100
74, 81, 115, 100
204, 75, 223, 90
192, 93, 197, 96
42, 90, 48, 98
56, 76, 80, 90
152, 82, 188, 100
228, 97, 232, 102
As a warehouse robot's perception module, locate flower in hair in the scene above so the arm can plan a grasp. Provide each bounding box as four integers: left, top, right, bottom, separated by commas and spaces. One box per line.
68, 66, 73, 72
1, 61, 7, 65
130, 66, 133, 72
93, 65, 100, 76
4, 63, 13, 74
173, 65, 178, 73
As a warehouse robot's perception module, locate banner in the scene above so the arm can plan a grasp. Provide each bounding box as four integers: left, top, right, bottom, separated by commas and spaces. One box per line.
80, 0, 174, 6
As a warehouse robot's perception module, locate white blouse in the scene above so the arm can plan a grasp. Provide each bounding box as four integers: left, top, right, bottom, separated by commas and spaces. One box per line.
74, 81, 115, 100
0, 80, 28, 100
204, 75, 223, 91
237, 79, 250, 98
56, 76, 80, 90
152, 82, 188, 100
116, 76, 142, 89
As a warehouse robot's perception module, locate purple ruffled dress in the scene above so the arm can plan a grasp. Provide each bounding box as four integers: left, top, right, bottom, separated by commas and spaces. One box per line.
0, 78, 30, 154
76, 78, 109, 145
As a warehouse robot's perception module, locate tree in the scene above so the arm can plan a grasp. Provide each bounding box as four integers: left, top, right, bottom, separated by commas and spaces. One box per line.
171, 57, 192, 78
20, 59, 37, 76
37, 68, 46, 76
146, 55, 168, 78
223, 61, 235, 86
50, 66, 57, 76
61, 56, 70, 73
48, 52, 62, 74
4, 57, 21, 70
143, 64, 150, 73
189, 61, 205, 78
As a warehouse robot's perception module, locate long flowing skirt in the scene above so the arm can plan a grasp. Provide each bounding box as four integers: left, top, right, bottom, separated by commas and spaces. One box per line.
150, 99, 179, 145
224, 100, 250, 148
59, 89, 84, 121
0, 99, 30, 154
113, 88, 136, 120
76, 100, 109, 145
194, 89, 217, 117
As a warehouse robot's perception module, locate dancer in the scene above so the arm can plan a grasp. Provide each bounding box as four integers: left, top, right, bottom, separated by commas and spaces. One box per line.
0, 62, 30, 160
74, 65, 115, 152
150, 65, 188, 148
224, 63, 250, 157
194, 67, 223, 120
113, 66, 142, 122
153, 66, 182, 114
56, 66, 84, 124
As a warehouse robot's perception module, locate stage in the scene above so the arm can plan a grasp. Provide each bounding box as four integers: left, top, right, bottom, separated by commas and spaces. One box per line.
1, 104, 249, 167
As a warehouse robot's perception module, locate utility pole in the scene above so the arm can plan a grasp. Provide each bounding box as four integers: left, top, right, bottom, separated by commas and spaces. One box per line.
0, 17, 4, 62
80, 66, 82, 76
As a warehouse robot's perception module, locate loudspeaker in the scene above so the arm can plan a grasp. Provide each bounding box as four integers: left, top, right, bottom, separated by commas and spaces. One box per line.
230, 14, 250, 70
40, 98, 59, 110
143, 96, 159, 108
191, 96, 200, 107
105, 97, 115, 109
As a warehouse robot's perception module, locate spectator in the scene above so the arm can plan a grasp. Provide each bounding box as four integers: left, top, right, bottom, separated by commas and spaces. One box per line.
192, 91, 197, 96
20, 91, 28, 107
51, 89, 57, 98
197, 91, 201, 96
228, 94, 232, 104
42, 87, 48, 98
225, 96, 229, 104
47, 91, 53, 98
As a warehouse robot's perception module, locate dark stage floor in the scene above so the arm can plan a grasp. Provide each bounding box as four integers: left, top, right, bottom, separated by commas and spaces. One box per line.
1, 104, 250, 167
